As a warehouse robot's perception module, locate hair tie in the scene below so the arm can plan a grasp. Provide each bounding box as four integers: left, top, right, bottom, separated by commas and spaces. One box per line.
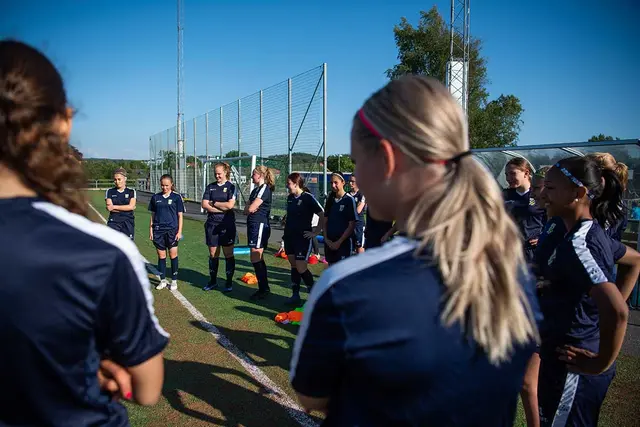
448, 151, 472, 163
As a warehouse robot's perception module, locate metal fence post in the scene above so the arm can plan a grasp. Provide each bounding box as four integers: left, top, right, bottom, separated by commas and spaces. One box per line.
288, 78, 292, 175
166, 128, 171, 176
220, 107, 224, 158
259, 90, 263, 165
174, 126, 179, 190
149, 137, 153, 192
323, 63, 328, 197
193, 119, 197, 200
204, 112, 209, 195
238, 99, 242, 175
205, 112, 209, 160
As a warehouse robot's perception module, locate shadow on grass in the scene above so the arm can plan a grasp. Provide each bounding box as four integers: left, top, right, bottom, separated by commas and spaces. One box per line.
189, 318, 296, 372
233, 305, 301, 336
177, 261, 299, 290
178, 266, 311, 312
163, 358, 306, 427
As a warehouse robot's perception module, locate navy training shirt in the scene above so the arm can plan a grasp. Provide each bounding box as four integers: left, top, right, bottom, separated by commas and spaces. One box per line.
534, 216, 566, 276
105, 187, 136, 223
202, 181, 236, 224
148, 191, 185, 230
248, 183, 272, 224
503, 188, 546, 242
284, 192, 324, 235
535, 216, 627, 275
0, 198, 169, 427
349, 190, 366, 223
537, 219, 625, 360
290, 237, 539, 426
325, 193, 357, 241
365, 207, 393, 240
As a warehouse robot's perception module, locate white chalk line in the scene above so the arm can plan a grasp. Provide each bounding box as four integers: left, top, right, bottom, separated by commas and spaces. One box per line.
87, 202, 317, 427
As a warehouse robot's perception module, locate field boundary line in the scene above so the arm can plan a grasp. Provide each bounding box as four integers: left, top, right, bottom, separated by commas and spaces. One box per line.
87, 202, 318, 427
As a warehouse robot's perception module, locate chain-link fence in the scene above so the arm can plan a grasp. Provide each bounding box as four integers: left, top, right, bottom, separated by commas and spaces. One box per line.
148, 64, 328, 215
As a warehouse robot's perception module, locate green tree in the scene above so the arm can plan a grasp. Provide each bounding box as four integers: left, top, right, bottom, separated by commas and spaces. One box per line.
224, 150, 250, 158
386, 7, 524, 148
186, 155, 203, 168
327, 154, 354, 173
588, 134, 621, 142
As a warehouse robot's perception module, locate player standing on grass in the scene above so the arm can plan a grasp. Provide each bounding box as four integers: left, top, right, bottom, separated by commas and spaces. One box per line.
201, 162, 237, 292
517, 165, 553, 427
244, 166, 275, 300
105, 167, 136, 240
537, 157, 631, 427
283, 173, 324, 306
504, 157, 547, 262
149, 174, 184, 291
0, 40, 168, 426
290, 75, 540, 425
322, 172, 356, 266
348, 174, 366, 253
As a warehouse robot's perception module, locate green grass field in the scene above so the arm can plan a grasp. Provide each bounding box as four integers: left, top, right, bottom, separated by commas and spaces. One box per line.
87, 190, 639, 427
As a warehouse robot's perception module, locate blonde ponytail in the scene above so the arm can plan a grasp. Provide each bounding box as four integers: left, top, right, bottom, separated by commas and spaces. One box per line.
407, 156, 536, 363
255, 165, 275, 190
357, 75, 537, 364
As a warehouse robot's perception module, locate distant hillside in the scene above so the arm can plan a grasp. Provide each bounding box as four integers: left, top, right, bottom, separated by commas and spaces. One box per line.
84, 158, 149, 180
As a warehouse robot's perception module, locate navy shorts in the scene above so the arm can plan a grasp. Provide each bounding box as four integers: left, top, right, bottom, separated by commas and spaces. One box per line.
153, 227, 179, 251
247, 221, 270, 249
205, 220, 236, 247
284, 232, 313, 261
324, 238, 352, 264
538, 358, 615, 427
351, 223, 365, 249
108, 220, 134, 240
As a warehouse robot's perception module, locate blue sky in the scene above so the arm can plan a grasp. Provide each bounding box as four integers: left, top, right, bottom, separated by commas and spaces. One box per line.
3, 0, 639, 160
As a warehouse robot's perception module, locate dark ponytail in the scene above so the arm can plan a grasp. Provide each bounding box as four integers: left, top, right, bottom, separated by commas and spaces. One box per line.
556, 156, 624, 228
593, 168, 623, 228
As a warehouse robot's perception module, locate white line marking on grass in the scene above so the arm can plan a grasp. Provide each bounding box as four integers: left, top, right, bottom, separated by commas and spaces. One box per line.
87, 202, 318, 427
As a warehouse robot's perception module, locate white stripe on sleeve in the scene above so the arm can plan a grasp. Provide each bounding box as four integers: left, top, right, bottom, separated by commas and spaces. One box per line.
570, 220, 608, 285
32, 201, 170, 339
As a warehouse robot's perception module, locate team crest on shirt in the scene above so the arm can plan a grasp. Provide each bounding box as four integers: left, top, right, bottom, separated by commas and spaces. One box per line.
298, 199, 302, 206
223, 188, 227, 193
529, 197, 535, 206
125, 194, 129, 198
547, 223, 556, 235
339, 205, 344, 212
168, 199, 173, 205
